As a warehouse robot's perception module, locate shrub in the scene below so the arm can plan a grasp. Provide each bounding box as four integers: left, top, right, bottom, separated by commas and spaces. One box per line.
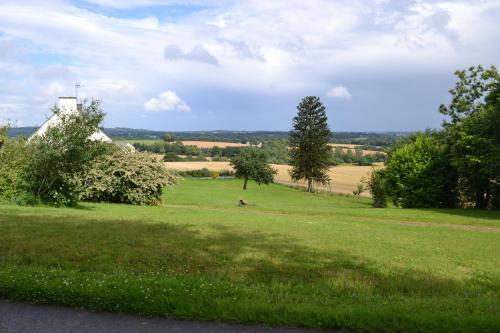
352, 183, 364, 196
210, 171, 220, 179
363, 169, 387, 208
79, 149, 179, 206
0, 125, 7, 149
0, 139, 36, 204
384, 134, 455, 208
180, 168, 211, 178
164, 152, 181, 162
219, 169, 235, 177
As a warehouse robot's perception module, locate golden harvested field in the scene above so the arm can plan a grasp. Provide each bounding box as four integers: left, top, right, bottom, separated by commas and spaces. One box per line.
181, 141, 251, 148
329, 143, 385, 156
165, 161, 380, 196
166, 161, 232, 171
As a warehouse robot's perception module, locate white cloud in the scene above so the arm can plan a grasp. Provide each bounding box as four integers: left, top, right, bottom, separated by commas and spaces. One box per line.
144, 90, 191, 112
39, 81, 66, 98
0, 0, 499, 128
164, 44, 219, 65
326, 86, 352, 100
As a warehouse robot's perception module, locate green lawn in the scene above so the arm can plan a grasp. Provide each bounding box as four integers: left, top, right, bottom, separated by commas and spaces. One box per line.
0, 179, 499, 332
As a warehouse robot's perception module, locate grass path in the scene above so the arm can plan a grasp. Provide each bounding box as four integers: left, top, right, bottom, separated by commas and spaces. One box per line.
0, 179, 499, 333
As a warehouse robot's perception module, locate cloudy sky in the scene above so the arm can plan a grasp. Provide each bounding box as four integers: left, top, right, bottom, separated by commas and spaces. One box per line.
0, 0, 499, 131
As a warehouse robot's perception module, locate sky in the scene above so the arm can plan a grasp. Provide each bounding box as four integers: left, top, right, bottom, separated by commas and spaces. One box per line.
0, 0, 499, 131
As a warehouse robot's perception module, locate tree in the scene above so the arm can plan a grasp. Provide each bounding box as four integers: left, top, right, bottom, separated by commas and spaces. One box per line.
439, 65, 499, 125
27, 100, 109, 206
230, 147, 277, 190
440, 66, 500, 208
163, 133, 177, 143
289, 96, 332, 192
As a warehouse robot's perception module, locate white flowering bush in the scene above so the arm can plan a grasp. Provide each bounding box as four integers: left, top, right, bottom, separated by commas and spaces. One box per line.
78, 149, 180, 206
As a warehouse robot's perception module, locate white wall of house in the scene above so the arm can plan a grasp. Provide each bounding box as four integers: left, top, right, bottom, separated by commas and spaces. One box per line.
30, 97, 112, 143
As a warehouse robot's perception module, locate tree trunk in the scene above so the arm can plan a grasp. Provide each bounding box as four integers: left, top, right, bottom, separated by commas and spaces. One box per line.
307, 178, 313, 192
243, 177, 248, 190
475, 191, 487, 209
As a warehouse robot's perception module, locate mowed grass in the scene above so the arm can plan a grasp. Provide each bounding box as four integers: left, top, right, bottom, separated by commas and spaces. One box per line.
0, 179, 499, 332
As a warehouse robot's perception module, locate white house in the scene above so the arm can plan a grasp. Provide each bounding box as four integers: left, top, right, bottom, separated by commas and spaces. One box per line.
30, 97, 112, 142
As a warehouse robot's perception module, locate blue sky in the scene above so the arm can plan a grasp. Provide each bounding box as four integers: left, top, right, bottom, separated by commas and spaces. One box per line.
0, 0, 499, 131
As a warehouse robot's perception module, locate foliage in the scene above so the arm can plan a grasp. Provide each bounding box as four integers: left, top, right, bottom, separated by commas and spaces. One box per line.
261, 139, 289, 164
163, 151, 182, 162
1, 179, 499, 333
289, 96, 332, 192
384, 134, 455, 208
211, 155, 229, 162
230, 147, 277, 190
0, 124, 7, 149
441, 66, 500, 209
1, 101, 108, 207
162, 133, 177, 142
363, 169, 387, 208
439, 65, 499, 125
379, 66, 499, 209
352, 183, 364, 196
0, 139, 35, 204
177, 168, 235, 178
329, 147, 386, 165
28, 101, 108, 206
179, 168, 211, 178
79, 149, 179, 206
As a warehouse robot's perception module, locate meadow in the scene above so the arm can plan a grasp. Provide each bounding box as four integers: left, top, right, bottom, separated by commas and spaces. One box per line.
0, 179, 499, 332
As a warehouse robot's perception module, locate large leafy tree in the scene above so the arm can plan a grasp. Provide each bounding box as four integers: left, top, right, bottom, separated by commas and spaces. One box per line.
27, 100, 109, 206
289, 96, 332, 192
440, 66, 500, 208
230, 147, 277, 190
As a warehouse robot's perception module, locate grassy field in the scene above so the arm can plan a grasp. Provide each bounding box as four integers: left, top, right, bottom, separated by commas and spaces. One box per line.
166, 161, 377, 195
0, 179, 499, 332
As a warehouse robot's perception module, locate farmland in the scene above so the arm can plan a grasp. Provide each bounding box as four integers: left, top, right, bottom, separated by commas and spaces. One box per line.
0, 179, 499, 332
165, 161, 378, 195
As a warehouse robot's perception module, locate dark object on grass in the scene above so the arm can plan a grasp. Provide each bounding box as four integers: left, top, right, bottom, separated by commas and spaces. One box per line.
238, 199, 255, 207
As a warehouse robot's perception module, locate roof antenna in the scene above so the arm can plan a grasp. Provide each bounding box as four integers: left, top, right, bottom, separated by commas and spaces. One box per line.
75, 83, 82, 101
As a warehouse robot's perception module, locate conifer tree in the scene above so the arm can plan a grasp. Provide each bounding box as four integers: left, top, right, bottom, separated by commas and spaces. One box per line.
289, 96, 332, 192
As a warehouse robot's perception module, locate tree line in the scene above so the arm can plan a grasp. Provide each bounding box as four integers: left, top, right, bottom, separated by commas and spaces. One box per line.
367, 66, 499, 209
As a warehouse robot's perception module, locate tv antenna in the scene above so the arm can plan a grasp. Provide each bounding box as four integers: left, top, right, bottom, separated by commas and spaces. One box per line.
75, 83, 84, 101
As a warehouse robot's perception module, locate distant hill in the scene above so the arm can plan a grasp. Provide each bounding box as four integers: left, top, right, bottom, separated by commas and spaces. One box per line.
8, 127, 409, 147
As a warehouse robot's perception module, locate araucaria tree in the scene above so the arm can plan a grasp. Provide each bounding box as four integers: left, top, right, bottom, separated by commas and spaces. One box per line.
289, 96, 332, 192
230, 147, 277, 190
